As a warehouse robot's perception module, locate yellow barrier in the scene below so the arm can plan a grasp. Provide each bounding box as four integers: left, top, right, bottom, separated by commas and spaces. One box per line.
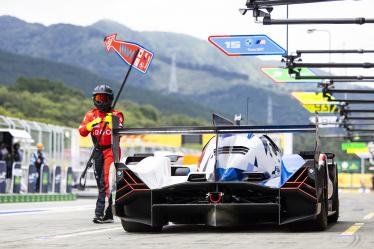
81, 134, 217, 148
338, 173, 374, 188
80, 135, 93, 148
183, 154, 200, 165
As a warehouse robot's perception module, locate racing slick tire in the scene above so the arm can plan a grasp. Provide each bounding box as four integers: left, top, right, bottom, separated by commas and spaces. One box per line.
328, 166, 339, 223
310, 178, 328, 231
121, 219, 163, 233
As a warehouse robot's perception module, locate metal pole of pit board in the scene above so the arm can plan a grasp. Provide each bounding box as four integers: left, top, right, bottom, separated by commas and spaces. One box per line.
246, 97, 249, 125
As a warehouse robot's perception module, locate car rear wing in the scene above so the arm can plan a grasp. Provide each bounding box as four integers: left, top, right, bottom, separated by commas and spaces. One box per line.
245, 0, 343, 8
111, 115, 319, 164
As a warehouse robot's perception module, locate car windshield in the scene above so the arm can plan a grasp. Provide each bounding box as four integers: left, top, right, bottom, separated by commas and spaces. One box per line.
214, 133, 282, 181
197, 133, 283, 173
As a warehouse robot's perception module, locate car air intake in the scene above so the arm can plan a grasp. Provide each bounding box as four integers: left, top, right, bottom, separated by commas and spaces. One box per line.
188, 173, 207, 182
214, 146, 249, 155
242, 172, 270, 181
125, 154, 154, 165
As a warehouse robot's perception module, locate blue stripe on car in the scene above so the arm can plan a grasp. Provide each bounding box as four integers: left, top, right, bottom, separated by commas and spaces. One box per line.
216, 167, 244, 181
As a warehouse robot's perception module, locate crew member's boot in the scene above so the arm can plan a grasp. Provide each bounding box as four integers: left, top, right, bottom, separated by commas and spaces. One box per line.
103, 210, 113, 223
92, 216, 104, 224
103, 195, 113, 223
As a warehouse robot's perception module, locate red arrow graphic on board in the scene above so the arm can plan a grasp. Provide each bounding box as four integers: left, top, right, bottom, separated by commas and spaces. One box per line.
104, 34, 154, 74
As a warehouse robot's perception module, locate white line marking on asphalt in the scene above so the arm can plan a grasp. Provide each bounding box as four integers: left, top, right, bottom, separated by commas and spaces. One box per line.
0, 205, 94, 217
363, 212, 374, 220
37, 227, 123, 240
341, 223, 364, 236
0, 209, 46, 215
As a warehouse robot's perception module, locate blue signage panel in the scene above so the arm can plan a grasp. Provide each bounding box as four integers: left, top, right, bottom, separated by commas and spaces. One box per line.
12, 162, 22, 194
41, 165, 50, 193
0, 161, 6, 193
208, 35, 286, 56
53, 165, 62, 193
66, 166, 73, 194
28, 164, 38, 193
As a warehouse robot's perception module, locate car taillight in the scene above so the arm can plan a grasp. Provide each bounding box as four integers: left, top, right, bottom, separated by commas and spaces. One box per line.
319, 154, 327, 166
208, 192, 223, 204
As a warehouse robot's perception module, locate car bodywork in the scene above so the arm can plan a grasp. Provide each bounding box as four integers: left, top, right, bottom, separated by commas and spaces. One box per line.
111, 116, 339, 231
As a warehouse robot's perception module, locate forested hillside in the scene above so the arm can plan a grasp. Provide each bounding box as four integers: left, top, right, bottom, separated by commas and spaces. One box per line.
0, 49, 214, 120
0, 15, 311, 125
0, 77, 207, 127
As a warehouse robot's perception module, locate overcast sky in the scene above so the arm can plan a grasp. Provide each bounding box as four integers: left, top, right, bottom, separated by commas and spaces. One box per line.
1, 0, 374, 78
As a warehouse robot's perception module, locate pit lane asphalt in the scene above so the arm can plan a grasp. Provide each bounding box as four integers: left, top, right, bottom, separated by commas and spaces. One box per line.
0, 192, 373, 249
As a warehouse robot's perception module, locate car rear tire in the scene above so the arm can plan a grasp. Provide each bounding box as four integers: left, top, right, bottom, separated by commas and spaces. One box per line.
328, 166, 339, 223
121, 219, 163, 233
309, 165, 328, 231
311, 187, 328, 230
288, 194, 328, 231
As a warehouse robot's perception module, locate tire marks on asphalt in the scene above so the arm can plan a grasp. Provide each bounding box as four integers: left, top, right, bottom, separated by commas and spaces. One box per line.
340, 211, 374, 237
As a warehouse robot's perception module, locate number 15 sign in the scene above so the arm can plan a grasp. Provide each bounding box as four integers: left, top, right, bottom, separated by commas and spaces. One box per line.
208, 35, 286, 56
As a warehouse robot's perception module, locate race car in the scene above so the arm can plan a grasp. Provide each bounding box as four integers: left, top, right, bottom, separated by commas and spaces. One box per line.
110, 116, 339, 232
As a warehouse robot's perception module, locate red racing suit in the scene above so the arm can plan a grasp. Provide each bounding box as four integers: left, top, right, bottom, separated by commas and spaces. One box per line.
79, 108, 124, 197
